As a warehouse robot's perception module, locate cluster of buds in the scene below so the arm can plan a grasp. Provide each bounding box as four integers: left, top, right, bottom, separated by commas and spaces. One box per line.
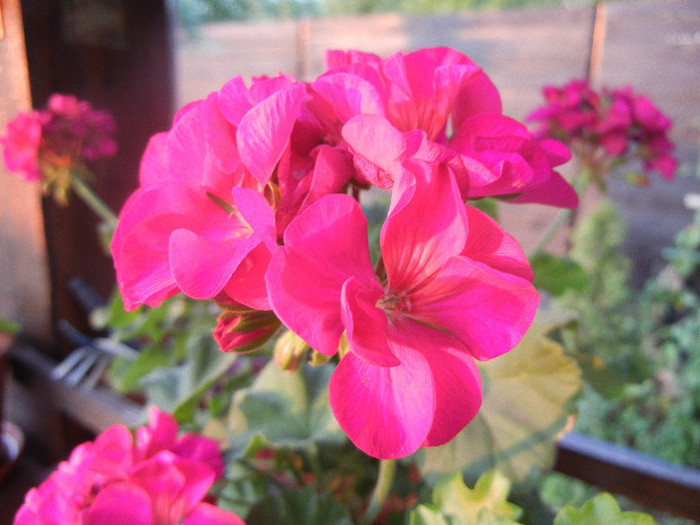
1, 93, 117, 204
526, 79, 676, 186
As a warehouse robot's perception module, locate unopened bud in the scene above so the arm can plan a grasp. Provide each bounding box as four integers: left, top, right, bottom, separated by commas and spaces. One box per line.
214, 309, 280, 353
273, 330, 310, 371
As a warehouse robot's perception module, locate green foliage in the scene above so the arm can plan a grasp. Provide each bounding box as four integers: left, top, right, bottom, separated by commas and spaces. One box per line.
541, 199, 700, 521
416, 313, 581, 483
553, 493, 659, 525
225, 358, 346, 453
409, 470, 522, 525
92, 292, 241, 424
530, 253, 589, 297
246, 486, 354, 524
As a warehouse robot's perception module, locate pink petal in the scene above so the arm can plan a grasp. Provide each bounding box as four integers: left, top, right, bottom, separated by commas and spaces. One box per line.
312, 72, 386, 122
340, 276, 399, 367
166, 100, 208, 184
128, 453, 215, 523
411, 256, 539, 360
217, 76, 253, 126
266, 194, 375, 356
231, 186, 277, 251
81, 483, 153, 525
329, 350, 435, 459
223, 242, 273, 310
169, 227, 260, 300
508, 170, 579, 208
381, 162, 468, 288
342, 114, 423, 186
135, 407, 179, 461
138, 132, 170, 186
463, 205, 533, 281
388, 318, 482, 447
237, 83, 306, 184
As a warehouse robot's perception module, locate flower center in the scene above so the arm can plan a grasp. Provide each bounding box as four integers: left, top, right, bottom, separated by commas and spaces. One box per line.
378, 289, 411, 315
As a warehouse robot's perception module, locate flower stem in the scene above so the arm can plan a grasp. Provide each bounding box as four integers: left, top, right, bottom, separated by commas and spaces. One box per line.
360, 458, 396, 525
530, 168, 592, 257
71, 175, 118, 229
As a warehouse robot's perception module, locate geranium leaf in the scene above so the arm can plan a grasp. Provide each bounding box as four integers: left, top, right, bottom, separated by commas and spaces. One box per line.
531, 253, 589, 297
409, 470, 522, 525
553, 493, 659, 525
245, 486, 354, 525
226, 360, 346, 452
416, 311, 582, 482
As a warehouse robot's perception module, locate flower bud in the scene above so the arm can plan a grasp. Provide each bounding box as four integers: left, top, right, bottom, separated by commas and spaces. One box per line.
273, 330, 310, 371
213, 308, 280, 353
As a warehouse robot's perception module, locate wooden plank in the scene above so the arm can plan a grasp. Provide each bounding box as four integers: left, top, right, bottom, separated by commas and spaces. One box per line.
0, 0, 52, 347
554, 431, 700, 520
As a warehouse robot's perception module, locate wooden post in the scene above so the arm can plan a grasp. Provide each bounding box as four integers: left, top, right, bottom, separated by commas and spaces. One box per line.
0, 0, 52, 348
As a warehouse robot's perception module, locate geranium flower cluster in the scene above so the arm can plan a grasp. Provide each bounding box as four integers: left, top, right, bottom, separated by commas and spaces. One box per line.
526, 79, 676, 185
14, 407, 244, 525
112, 47, 574, 459
1, 93, 117, 203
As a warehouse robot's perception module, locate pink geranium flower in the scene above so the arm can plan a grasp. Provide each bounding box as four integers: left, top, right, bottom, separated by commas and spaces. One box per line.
14, 407, 244, 525
112, 75, 353, 317
527, 79, 676, 183
1, 111, 43, 181
1, 93, 117, 205
314, 47, 576, 207
266, 160, 539, 458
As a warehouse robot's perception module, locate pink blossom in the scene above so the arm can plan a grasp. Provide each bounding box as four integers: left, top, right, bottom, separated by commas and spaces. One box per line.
111, 94, 277, 311
1, 111, 43, 181
14, 408, 243, 525
527, 79, 676, 182
314, 47, 575, 207
112, 76, 353, 316
266, 160, 539, 458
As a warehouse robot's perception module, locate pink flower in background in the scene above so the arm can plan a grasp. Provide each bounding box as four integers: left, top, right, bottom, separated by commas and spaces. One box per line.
14, 407, 244, 525
1, 93, 117, 205
1, 111, 43, 181
527, 79, 676, 183
42, 93, 118, 161
266, 160, 539, 458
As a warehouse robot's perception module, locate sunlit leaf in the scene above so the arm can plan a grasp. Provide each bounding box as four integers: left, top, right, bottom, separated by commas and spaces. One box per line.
417, 311, 582, 482
409, 470, 522, 525
554, 493, 659, 525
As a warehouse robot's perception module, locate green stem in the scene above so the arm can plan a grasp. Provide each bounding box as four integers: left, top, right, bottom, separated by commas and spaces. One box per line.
360, 458, 396, 525
530, 168, 592, 258
71, 175, 118, 228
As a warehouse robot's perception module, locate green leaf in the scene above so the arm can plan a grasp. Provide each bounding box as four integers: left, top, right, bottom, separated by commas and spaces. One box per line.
417, 312, 582, 482
553, 493, 659, 525
434, 471, 522, 524
409, 470, 522, 525
409, 505, 451, 525
471, 197, 499, 221
140, 332, 237, 423
226, 360, 346, 452
531, 253, 589, 297
245, 486, 354, 525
